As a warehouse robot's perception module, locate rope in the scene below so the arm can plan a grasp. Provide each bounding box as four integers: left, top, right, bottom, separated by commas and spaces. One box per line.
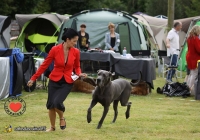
34, 18, 66, 58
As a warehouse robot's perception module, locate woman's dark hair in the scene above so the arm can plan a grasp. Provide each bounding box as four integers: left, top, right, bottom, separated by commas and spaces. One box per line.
61, 28, 78, 41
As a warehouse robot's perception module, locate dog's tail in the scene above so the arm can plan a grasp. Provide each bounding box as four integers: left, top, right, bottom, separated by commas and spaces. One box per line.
130, 71, 142, 86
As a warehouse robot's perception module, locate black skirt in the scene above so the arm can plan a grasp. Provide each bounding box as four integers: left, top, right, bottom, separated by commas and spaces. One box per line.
46, 76, 73, 112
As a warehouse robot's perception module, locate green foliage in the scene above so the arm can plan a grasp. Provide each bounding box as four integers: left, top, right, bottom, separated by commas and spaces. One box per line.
185, 0, 200, 17
145, 0, 168, 16
0, 0, 16, 16
145, 0, 195, 19
0, 0, 199, 19
49, 0, 88, 15
11, 0, 39, 14
99, 0, 127, 11
33, 0, 51, 14
120, 0, 146, 14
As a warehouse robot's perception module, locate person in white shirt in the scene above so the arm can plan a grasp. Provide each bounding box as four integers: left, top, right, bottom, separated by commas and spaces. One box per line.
166, 22, 182, 82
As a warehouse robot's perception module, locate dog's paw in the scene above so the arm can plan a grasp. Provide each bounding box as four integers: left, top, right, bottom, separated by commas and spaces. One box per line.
87, 113, 92, 123
125, 112, 130, 119
96, 123, 102, 129
87, 118, 91, 123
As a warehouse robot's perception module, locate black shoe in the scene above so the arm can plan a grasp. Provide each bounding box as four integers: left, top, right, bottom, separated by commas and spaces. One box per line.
60, 118, 66, 130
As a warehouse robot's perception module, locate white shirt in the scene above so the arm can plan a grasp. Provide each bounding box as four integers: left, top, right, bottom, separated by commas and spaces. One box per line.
167, 28, 180, 55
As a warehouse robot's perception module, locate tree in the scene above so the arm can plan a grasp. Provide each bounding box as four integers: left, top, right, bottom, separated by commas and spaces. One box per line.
49, 0, 90, 15
145, 0, 168, 16
185, 0, 200, 17
145, 0, 191, 19
167, 0, 175, 32
33, 0, 51, 14
99, 0, 127, 11
137, 0, 146, 13
0, 0, 16, 16
120, 0, 146, 14
10, 0, 39, 18
174, 0, 191, 19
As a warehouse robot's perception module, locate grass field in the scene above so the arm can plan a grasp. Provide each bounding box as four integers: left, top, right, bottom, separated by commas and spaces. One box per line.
1, 74, 200, 140
2, 40, 200, 139
5, 38, 200, 140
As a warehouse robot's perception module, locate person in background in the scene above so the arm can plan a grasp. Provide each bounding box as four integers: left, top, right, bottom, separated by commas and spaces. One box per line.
186, 25, 200, 95
105, 22, 120, 52
78, 24, 90, 51
24, 34, 47, 58
27, 28, 87, 132
166, 22, 182, 83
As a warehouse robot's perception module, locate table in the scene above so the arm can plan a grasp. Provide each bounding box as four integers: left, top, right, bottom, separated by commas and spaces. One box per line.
113, 57, 156, 89
80, 52, 156, 89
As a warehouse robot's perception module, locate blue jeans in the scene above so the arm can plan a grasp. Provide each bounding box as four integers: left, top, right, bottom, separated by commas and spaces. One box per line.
167, 54, 178, 81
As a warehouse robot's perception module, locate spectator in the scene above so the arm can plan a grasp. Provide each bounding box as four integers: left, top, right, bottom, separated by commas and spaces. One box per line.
186, 25, 200, 95
105, 22, 120, 52
166, 22, 182, 83
78, 24, 90, 51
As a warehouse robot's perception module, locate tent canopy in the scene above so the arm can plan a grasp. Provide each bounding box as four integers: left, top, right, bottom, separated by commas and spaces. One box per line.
133, 15, 158, 49
15, 13, 69, 52
135, 15, 198, 50
16, 13, 68, 29
0, 15, 11, 48
58, 9, 150, 53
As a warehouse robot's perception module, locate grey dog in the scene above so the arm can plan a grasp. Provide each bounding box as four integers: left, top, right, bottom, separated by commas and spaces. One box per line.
86, 70, 141, 129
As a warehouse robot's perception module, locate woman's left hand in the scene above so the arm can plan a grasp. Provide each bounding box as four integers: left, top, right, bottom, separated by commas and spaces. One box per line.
79, 73, 87, 78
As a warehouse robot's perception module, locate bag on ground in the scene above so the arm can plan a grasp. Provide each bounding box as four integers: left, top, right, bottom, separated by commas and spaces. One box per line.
157, 82, 190, 97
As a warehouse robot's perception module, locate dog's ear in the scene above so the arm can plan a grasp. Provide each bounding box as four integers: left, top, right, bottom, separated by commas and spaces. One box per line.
97, 69, 101, 73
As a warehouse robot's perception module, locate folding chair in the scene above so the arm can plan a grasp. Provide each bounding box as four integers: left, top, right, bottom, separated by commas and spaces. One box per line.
157, 50, 182, 81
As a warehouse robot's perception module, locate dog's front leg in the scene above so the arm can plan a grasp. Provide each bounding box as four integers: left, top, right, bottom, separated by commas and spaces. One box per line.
87, 99, 97, 123
97, 106, 109, 129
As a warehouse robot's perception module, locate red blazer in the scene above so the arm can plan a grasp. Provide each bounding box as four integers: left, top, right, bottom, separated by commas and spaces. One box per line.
31, 43, 81, 83
186, 36, 200, 70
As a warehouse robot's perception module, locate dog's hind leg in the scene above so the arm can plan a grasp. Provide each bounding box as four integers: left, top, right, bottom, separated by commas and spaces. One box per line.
112, 100, 119, 123
97, 106, 109, 129
87, 99, 97, 123
125, 102, 132, 119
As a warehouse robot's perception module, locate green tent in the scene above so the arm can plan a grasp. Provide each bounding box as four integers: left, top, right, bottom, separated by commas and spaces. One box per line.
15, 13, 69, 52
57, 9, 151, 53
179, 19, 200, 71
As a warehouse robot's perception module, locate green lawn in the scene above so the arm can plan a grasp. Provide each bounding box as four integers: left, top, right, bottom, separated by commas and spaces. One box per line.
0, 75, 200, 140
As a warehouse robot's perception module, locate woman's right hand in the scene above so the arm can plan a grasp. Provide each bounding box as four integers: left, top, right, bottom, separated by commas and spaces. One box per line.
27, 80, 34, 87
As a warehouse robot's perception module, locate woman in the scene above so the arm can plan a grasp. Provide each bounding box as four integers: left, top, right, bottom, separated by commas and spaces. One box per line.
186, 25, 200, 95
105, 22, 120, 52
78, 24, 90, 51
27, 28, 87, 131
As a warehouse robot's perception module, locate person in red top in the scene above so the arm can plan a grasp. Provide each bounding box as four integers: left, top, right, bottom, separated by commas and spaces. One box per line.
186, 25, 200, 95
27, 28, 87, 132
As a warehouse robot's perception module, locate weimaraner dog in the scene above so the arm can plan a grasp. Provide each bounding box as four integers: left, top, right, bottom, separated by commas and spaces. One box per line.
86, 70, 141, 129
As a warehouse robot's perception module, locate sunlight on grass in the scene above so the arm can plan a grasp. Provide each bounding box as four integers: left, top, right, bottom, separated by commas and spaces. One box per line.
1, 75, 200, 140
